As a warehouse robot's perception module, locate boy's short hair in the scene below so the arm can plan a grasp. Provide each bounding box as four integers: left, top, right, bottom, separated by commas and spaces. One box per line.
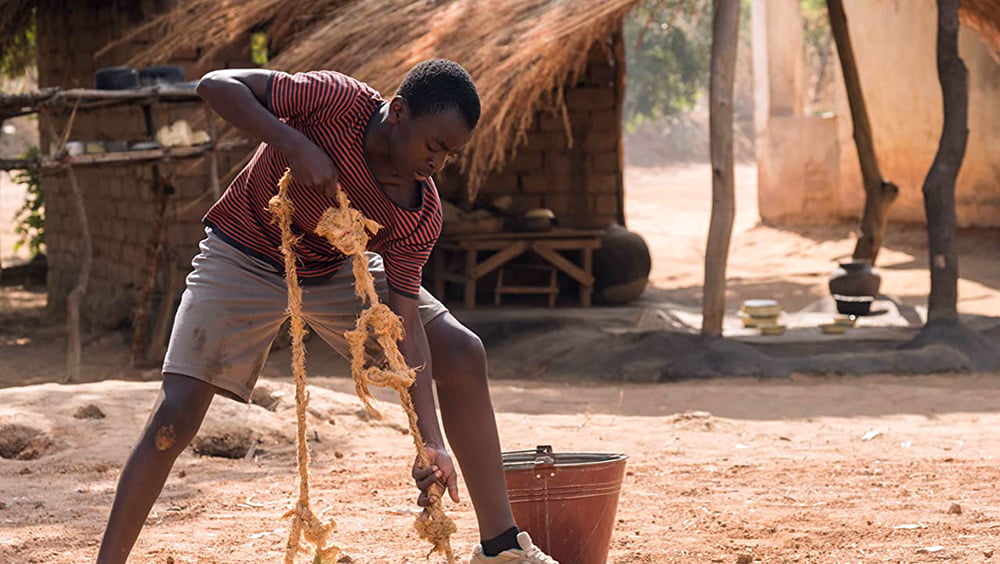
397, 59, 480, 129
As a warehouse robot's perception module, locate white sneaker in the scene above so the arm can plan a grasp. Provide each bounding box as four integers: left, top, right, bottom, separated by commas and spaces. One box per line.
469, 531, 560, 563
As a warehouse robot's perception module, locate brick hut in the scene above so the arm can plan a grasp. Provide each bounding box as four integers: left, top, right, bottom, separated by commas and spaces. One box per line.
9, 0, 645, 331
1, 0, 255, 332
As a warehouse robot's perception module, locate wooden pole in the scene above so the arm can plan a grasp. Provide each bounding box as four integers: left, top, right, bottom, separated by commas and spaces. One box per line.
204, 103, 222, 200
922, 0, 967, 325
64, 163, 92, 384
702, 0, 741, 338
612, 20, 628, 227
41, 103, 90, 384
826, 0, 898, 263
130, 104, 170, 366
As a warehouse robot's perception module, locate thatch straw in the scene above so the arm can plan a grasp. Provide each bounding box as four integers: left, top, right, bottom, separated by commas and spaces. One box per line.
959, 0, 1000, 60
113, 0, 644, 198
14, 0, 997, 190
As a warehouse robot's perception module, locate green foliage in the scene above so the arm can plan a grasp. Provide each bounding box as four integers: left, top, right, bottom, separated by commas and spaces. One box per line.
250, 32, 269, 66
12, 147, 45, 257
1, 11, 37, 79
624, 0, 712, 133
800, 0, 831, 54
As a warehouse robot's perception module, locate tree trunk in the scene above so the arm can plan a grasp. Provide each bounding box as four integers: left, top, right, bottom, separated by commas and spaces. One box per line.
702, 0, 741, 338
826, 0, 898, 263
923, 0, 967, 325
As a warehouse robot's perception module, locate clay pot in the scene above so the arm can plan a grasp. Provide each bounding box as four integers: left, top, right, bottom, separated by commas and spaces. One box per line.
828, 260, 881, 297
593, 224, 651, 305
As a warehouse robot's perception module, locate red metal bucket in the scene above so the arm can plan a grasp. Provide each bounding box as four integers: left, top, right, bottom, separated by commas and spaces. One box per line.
503, 445, 628, 564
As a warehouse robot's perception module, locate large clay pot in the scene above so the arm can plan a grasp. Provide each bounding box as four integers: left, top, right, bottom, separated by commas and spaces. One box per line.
828, 260, 881, 297
593, 224, 651, 305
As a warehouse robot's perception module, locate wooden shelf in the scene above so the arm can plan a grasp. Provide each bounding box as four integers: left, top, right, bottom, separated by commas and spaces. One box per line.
59, 86, 201, 102
0, 139, 254, 171
1, 86, 202, 120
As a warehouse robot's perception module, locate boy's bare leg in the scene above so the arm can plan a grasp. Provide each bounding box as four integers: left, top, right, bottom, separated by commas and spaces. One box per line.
424, 313, 516, 539
96, 373, 216, 564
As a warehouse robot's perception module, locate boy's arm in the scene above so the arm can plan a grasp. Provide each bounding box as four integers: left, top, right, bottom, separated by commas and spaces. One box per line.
196, 69, 339, 196
387, 290, 460, 505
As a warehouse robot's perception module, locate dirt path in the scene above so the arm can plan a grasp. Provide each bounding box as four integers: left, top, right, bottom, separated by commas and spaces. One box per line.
1, 164, 999, 563
2, 373, 999, 563
625, 164, 1000, 316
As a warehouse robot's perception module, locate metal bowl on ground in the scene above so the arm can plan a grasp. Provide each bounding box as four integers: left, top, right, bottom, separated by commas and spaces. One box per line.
820, 322, 848, 335
741, 299, 782, 318
759, 324, 787, 336
740, 314, 780, 328
833, 315, 857, 327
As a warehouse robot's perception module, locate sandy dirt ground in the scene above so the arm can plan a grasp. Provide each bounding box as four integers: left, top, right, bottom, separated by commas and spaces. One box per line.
2, 375, 1000, 564
1, 163, 1000, 563
625, 164, 1000, 317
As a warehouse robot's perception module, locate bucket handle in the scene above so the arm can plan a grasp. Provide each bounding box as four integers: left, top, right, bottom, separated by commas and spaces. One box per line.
505, 445, 557, 478
533, 445, 556, 477
507, 445, 556, 470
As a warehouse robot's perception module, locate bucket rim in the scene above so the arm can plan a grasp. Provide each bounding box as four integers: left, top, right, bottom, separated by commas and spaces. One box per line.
501, 449, 629, 470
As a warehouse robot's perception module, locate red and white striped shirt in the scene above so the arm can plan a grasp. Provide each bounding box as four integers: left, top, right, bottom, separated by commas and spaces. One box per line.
203, 70, 443, 298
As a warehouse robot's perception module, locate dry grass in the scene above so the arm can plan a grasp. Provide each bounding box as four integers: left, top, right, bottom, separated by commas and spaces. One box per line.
111, 0, 643, 198
960, 0, 1000, 59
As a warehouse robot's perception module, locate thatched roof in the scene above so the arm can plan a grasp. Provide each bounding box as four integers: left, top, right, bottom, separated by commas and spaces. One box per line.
112, 0, 644, 195
960, 0, 1000, 58
5, 0, 997, 188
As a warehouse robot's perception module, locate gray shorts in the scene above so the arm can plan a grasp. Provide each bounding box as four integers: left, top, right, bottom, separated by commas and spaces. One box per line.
163, 229, 449, 402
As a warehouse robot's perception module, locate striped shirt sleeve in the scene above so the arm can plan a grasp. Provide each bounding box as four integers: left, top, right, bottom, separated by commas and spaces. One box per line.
267, 70, 358, 124
381, 231, 439, 299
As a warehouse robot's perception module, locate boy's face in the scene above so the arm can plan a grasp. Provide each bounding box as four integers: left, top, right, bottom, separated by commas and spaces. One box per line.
387, 97, 473, 182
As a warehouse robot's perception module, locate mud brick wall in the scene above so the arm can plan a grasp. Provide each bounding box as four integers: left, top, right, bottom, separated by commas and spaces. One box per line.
437, 32, 625, 229
37, 0, 253, 328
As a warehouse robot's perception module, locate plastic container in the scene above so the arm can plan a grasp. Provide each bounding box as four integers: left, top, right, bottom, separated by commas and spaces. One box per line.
138, 65, 185, 87
94, 66, 138, 90
503, 445, 627, 564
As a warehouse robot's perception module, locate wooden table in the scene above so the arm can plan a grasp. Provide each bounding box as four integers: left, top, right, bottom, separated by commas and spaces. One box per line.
432, 229, 604, 309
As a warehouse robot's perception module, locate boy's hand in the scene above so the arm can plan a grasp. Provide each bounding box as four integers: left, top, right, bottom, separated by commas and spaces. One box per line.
285, 138, 340, 198
412, 447, 460, 507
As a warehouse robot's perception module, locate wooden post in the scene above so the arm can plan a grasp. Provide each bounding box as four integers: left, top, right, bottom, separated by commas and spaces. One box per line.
827, 0, 898, 263
611, 20, 627, 227
41, 104, 90, 384
922, 0, 967, 325
64, 163, 92, 384
130, 103, 168, 366
204, 103, 222, 200
702, 0, 741, 338
464, 248, 477, 310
